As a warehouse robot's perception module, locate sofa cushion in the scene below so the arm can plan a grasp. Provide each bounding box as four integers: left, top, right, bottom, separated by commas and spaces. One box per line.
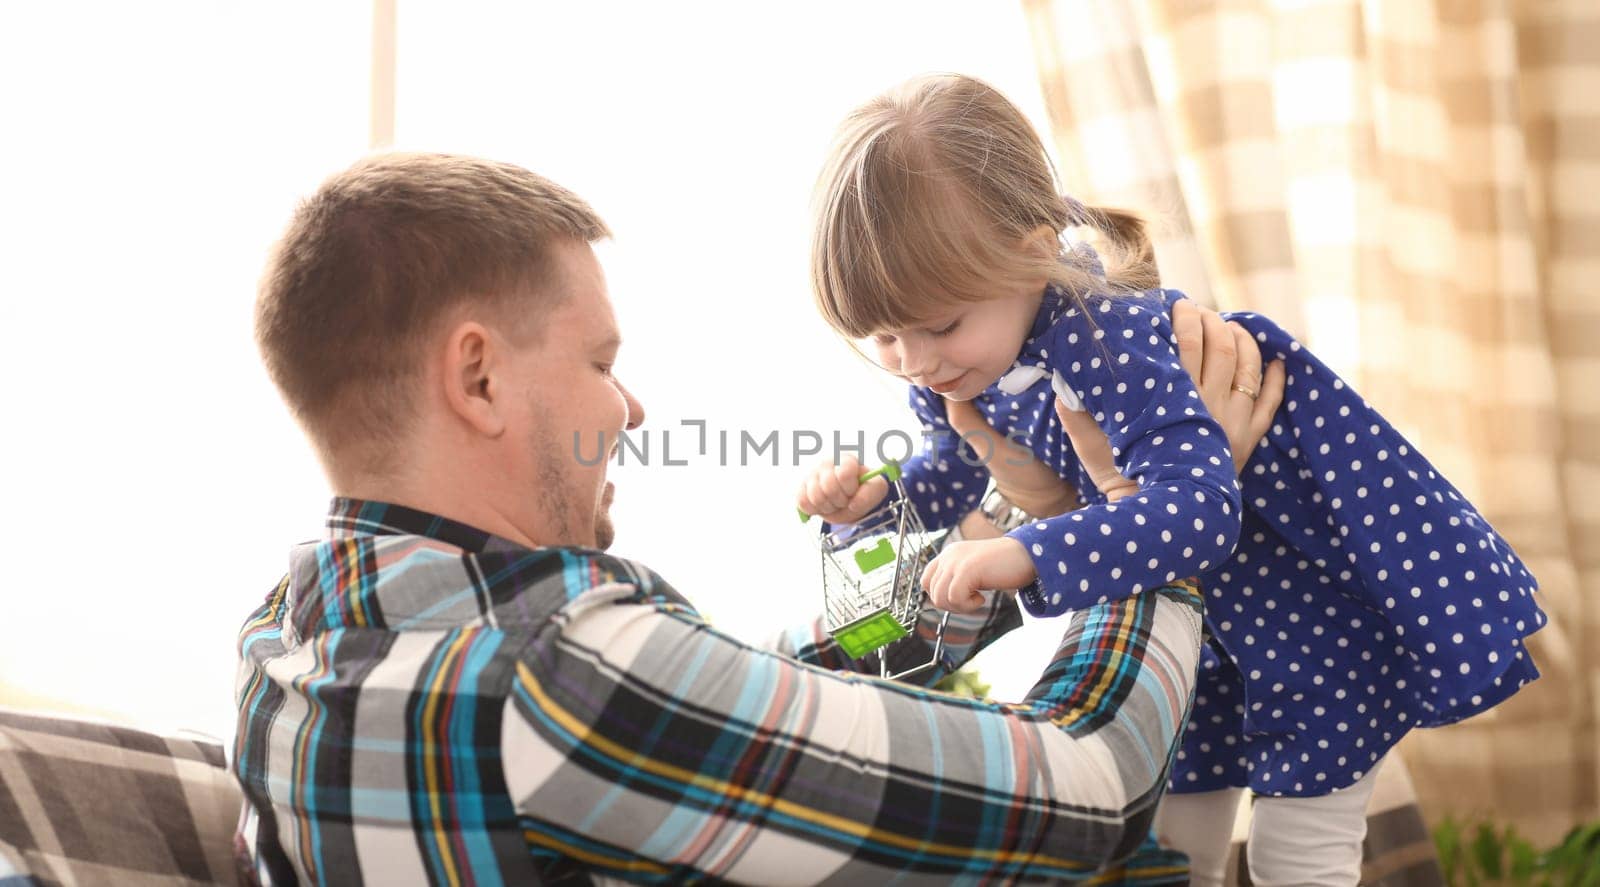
0, 708, 241, 886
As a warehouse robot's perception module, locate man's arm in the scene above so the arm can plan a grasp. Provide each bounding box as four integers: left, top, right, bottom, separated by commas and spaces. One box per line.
503, 568, 1204, 882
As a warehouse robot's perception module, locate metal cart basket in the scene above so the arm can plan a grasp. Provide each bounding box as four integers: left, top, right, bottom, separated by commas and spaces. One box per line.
798, 462, 950, 679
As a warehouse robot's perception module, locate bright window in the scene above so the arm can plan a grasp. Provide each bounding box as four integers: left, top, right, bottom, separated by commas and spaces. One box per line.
2, 2, 1066, 737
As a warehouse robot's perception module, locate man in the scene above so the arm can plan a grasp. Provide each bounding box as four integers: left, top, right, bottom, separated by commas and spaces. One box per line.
235, 153, 1276, 884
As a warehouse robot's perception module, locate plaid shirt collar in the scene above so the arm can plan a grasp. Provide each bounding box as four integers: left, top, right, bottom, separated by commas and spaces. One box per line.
325, 497, 497, 554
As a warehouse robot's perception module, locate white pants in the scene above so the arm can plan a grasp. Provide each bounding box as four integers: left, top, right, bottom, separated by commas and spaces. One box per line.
1153, 758, 1385, 887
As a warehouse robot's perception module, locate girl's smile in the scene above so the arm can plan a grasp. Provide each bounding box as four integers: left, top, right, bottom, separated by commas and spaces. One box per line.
862, 280, 1045, 401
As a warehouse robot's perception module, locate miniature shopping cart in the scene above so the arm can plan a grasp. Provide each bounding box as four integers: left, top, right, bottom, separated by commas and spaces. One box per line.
797, 462, 950, 679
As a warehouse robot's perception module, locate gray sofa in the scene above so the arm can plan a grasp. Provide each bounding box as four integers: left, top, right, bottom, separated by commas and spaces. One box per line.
0, 708, 242, 885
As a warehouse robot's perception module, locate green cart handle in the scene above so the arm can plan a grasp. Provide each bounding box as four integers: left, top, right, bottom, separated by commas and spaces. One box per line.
796, 461, 902, 523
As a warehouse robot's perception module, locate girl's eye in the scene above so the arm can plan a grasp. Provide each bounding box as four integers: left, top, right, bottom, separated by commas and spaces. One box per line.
932, 319, 962, 337
873, 334, 896, 346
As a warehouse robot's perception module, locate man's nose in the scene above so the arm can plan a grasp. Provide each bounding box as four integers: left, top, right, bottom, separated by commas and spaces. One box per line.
621, 383, 645, 430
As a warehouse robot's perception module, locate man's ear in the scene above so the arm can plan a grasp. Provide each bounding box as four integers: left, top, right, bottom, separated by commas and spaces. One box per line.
441, 321, 507, 438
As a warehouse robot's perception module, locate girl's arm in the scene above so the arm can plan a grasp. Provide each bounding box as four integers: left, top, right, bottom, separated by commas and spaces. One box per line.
797, 387, 993, 531
922, 299, 1285, 616
1007, 292, 1244, 616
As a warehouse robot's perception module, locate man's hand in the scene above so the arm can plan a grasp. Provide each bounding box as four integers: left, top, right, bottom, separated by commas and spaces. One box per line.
1170, 300, 1285, 473
922, 537, 1037, 614
1049, 303, 1284, 494
1052, 400, 1139, 502
797, 455, 888, 524
944, 399, 1083, 518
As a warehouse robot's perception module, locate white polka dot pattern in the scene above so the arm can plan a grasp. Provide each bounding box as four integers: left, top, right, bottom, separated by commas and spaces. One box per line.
891, 286, 1545, 798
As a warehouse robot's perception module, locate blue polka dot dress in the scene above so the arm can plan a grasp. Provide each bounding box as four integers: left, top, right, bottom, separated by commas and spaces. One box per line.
892, 281, 1545, 798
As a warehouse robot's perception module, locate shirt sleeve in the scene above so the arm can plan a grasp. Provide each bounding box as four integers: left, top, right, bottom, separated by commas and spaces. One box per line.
503, 554, 1206, 882
1007, 292, 1243, 617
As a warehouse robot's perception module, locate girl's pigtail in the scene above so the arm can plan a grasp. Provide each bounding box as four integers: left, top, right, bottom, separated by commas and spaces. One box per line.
1071, 199, 1160, 292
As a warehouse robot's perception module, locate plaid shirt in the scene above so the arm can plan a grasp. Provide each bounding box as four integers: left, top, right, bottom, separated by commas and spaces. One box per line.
234, 498, 1204, 884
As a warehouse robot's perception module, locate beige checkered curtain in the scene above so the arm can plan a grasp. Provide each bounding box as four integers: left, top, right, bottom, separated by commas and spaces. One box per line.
1023, 0, 1598, 841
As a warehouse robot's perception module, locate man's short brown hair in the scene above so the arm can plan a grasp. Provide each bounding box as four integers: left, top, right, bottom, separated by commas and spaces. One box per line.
255, 153, 610, 472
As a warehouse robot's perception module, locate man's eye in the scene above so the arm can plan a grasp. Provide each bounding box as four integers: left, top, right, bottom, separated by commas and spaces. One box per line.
932, 319, 962, 337
596, 364, 614, 375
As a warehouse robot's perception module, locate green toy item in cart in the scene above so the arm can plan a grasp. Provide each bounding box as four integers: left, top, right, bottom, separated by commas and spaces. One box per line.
799, 460, 949, 680
853, 537, 896, 573
832, 609, 910, 660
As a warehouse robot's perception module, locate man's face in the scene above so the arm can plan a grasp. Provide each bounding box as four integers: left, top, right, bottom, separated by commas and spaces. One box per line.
501, 240, 642, 550
862, 281, 1043, 402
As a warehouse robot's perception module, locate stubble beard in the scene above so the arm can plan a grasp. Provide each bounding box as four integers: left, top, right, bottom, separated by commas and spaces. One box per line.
533, 416, 614, 550
532, 417, 578, 547
594, 483, 615, 551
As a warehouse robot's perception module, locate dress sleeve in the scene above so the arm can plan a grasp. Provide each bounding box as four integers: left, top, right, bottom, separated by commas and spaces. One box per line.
1226, 310, 1546, 686
503, 553, 1206, 881
1007, 292, 1243, 616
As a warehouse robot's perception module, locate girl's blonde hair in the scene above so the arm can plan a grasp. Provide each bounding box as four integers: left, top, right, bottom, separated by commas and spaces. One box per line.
811, 73, 1157, 339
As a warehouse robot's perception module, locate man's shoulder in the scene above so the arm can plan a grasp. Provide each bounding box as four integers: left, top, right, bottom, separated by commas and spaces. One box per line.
472, 543, 689, 623
257, 534, 691, 644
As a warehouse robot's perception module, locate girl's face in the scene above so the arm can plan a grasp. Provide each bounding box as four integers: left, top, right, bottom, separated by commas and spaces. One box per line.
863, 279, 1045, 401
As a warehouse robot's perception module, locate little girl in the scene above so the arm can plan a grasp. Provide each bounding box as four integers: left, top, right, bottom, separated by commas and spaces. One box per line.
797, 74, 1545, 885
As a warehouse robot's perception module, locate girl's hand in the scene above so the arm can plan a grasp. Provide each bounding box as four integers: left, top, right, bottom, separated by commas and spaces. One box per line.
796, 455, 889, 524
921, 537, 1037, 614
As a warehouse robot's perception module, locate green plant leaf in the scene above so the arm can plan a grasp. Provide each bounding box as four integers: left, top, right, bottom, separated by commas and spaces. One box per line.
1544, 824, 1588, 872
1583, 843, 1600, 887
1473, 822, 1505, 879
934, 667, 989, 699
1508, 835, 1536, 882
1573, 822, 1600, 852
1432, 815, 1600, 887
1437, 818, 1463, 878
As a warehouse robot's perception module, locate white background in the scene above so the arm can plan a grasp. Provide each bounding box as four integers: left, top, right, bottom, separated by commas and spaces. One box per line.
1, 1, 1072, 738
